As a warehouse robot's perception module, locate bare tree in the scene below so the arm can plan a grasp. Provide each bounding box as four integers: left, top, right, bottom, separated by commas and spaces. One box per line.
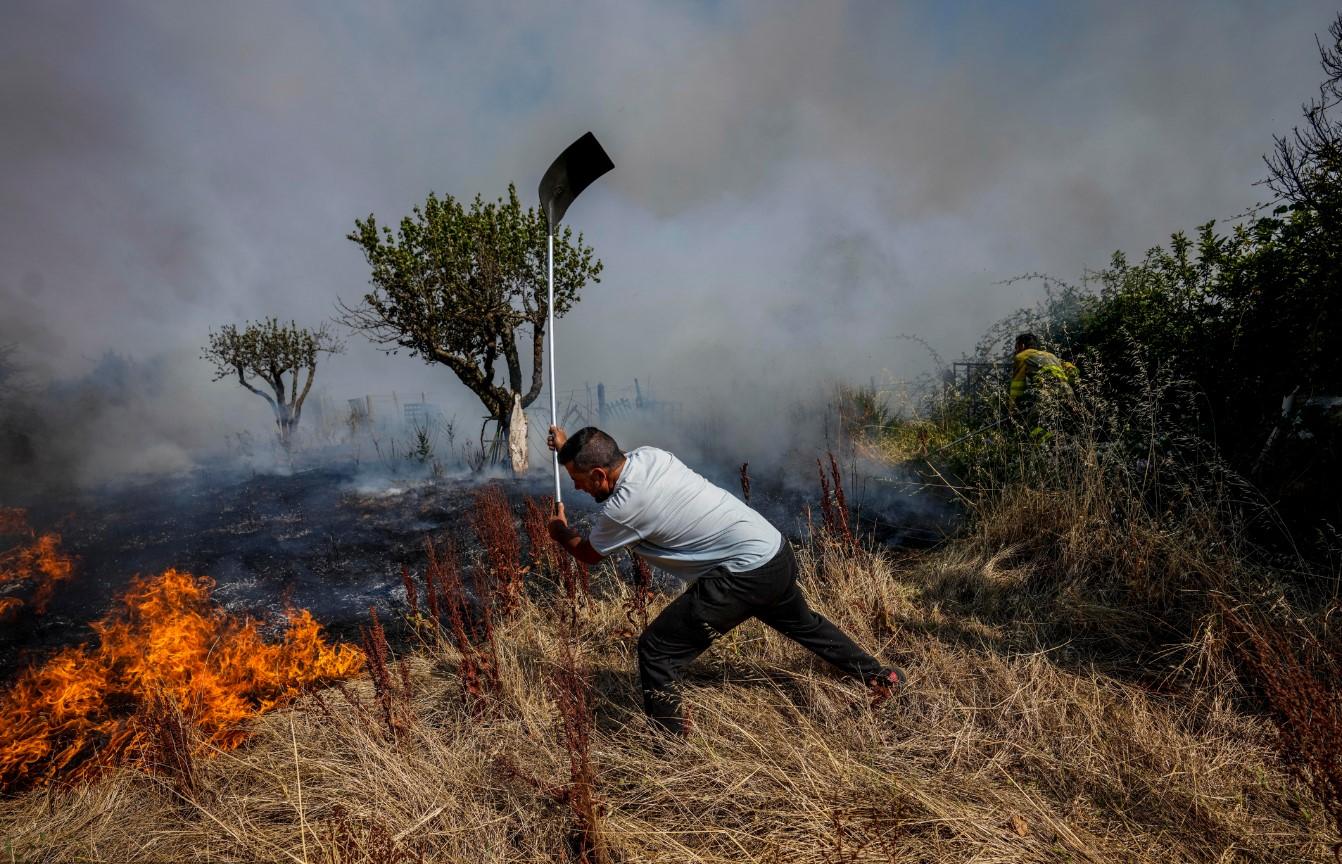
1266, 13, 1342, 226
202, 319, 342, 451
340, 184, 602, 467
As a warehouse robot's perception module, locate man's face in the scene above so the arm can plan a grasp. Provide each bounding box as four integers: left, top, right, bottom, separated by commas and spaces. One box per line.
564, 462, 615, 502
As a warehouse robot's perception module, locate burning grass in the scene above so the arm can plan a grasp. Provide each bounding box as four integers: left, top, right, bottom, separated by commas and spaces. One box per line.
0, 509, 74, 619
0, 567, 363, 795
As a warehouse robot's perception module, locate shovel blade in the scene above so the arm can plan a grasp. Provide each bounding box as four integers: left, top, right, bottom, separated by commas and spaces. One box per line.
539, 132, 613, 229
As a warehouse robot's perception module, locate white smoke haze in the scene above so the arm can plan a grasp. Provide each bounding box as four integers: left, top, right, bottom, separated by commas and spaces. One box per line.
2, 0, 1338, 493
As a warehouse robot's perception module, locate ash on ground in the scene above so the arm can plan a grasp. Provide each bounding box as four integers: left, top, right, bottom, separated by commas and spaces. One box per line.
2, 457, 957, 683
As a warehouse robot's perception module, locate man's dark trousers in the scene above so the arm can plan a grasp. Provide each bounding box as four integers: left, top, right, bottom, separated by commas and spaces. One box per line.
636, 541, 885, 734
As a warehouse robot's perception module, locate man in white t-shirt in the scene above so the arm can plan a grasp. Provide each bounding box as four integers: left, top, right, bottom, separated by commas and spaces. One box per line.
546, 425, 906, 735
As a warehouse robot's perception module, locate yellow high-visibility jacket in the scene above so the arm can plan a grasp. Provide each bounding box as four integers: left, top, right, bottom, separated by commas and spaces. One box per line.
1010, 349, 1076, 404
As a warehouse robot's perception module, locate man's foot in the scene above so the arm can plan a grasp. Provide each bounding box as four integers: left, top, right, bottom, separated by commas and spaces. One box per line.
867, 666, 908, 708
645, 713, 691, 758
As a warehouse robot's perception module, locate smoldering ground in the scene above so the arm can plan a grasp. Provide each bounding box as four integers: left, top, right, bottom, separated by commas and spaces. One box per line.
0, 355, 955, 687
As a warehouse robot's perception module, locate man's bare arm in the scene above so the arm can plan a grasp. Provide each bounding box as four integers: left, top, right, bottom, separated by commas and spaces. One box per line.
548, 503, 605, 566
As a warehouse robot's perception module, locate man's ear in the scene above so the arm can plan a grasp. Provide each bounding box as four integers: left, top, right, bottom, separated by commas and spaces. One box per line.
590, 466, 608, 486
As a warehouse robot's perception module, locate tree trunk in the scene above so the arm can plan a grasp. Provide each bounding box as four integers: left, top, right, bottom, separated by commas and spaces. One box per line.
275, 405, 294, 452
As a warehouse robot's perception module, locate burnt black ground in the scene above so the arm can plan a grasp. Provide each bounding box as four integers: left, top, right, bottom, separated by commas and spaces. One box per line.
1, 458, 956, 684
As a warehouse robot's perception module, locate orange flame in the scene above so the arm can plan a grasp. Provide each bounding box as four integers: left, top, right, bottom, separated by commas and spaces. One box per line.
0, 567, 364, 794
0, 509, 75, 618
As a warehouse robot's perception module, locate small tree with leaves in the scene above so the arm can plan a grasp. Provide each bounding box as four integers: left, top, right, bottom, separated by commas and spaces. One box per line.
203, 319, 342, 451
341, 184, 602, 466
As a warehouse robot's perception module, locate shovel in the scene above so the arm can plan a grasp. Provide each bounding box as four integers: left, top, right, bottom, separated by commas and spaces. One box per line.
538, 132, 614, 502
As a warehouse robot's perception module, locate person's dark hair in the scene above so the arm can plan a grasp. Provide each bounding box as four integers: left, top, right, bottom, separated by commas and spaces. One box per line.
558, 427, 624, 471
1015, 332, 1040, 350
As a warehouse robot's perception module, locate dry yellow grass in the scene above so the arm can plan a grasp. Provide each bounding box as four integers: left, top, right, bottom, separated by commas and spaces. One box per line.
0, 530, 1332, 863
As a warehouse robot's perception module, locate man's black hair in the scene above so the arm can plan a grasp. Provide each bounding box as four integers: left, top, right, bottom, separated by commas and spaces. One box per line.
1015, 332, 1040, 349
558, 427, 624, 471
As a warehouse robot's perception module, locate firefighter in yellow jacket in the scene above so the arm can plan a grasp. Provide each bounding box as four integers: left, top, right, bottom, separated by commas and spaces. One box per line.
1009, 333, 1076, 418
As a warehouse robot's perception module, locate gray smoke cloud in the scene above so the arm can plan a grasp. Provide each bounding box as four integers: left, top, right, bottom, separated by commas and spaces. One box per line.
2, 0, 1337, 492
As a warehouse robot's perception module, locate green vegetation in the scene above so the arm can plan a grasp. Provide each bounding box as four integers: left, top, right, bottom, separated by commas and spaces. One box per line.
202, 318, 342, 451
342, 185, 603, 460
975, 206, 1342, 544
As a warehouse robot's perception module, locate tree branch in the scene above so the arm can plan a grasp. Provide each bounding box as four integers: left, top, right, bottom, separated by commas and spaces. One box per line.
236, 367, 278, 412
503, 333, 522, 396
521, 316, 545, 409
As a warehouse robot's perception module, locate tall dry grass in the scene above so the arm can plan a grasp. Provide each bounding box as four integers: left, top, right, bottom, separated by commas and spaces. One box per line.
864, 358, 1342, 847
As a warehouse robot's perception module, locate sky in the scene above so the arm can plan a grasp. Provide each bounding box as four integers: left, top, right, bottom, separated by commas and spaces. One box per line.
2, 0, 1338, 487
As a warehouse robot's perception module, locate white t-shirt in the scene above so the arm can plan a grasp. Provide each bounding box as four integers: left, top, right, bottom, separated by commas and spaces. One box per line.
587, 446, 783, 580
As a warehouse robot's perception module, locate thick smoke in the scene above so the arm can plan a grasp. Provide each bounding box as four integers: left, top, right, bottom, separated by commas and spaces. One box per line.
2, 1, 1338, 493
